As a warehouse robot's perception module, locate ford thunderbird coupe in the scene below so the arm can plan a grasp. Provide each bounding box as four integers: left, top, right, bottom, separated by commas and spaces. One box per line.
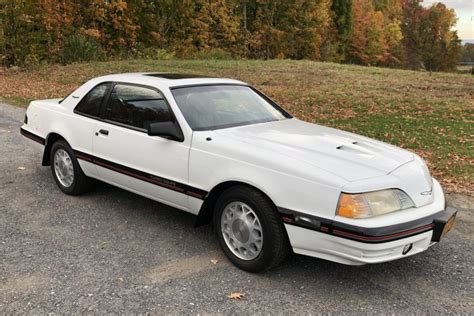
20, 73, 456, 272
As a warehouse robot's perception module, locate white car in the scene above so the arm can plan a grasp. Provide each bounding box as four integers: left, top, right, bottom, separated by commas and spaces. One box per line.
21, 73, 456, 272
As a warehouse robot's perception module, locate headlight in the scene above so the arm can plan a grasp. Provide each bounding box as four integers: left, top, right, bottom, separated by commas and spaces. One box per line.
337, 189, 414, 219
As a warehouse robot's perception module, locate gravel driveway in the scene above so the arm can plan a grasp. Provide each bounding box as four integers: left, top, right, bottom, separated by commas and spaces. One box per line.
1, 102, 473, 314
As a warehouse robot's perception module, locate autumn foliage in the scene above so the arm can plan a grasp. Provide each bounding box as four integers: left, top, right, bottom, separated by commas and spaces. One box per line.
0, 0, 463, 71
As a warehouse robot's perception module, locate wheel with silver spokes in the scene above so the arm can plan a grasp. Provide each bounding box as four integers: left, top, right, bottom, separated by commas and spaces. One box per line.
50, 139, 93, 195
214, 185, 290, 272
53, 149, 74, 188
221, 201, 263, 261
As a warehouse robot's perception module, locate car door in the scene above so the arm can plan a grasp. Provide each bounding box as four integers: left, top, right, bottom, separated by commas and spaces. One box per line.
72, 82, 112, 178
92, 83, 192, 211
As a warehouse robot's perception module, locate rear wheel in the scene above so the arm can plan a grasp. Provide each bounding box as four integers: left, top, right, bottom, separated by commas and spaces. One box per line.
50, 139, 93, 195
214, 185, 290, 272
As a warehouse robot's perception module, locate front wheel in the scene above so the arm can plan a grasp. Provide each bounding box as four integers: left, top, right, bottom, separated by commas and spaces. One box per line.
214, 185, 290, 272
50, 139, 93, 195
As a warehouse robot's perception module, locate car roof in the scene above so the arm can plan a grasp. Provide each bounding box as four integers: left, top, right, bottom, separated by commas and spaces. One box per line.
92, 72, 246, 89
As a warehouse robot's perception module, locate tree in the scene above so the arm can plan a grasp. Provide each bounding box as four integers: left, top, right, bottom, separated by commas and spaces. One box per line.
460, 43, 474, 63
191, 0, 240, 52
349, 0, 386, 65
417, 3, 462, 71
0, 0, 465, 69
247, 0, 286, 59
401, 0, 423, 69
330, 0, 352, 61
2, 0, 52, 66
401, 0, 461, 71
377, 0, 404, 66
280, 0, 332, 60
349, 0, 404, 66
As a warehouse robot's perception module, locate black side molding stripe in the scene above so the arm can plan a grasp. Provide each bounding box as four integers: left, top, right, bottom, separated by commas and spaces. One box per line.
20, 128, 45, 145
278, 206, 450, 244
331, 224, 434, 242
73, 150, 208, 200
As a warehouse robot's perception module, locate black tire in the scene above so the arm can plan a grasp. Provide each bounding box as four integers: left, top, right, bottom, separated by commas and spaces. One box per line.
213, 185, 290, 272
50, 139, 93, 195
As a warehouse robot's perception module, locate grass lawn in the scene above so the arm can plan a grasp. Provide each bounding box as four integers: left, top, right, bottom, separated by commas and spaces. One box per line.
1, 59, 473, 193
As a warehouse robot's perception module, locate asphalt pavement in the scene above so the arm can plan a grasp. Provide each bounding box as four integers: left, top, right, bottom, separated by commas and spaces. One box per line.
1, 101, 473, 313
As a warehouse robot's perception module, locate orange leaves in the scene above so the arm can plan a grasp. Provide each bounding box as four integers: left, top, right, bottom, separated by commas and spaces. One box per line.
227, 292, 245, 300
350, 0, 392, 65
82, 28, 102, 40
113, 0, 129, 12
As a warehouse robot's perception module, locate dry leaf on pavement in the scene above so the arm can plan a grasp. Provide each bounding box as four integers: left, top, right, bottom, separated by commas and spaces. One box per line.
227, 292, 245, 300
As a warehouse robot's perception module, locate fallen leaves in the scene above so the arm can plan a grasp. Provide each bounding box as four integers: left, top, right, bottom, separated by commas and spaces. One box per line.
227, 292, 245, 300
2, 60, 472, 193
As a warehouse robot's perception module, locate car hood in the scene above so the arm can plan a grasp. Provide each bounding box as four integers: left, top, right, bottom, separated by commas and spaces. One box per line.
214, 119, 414, 182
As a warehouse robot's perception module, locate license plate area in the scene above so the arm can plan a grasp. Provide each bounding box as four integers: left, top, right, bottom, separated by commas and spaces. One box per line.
431, 207, 457, 242
442, 216, 455, 237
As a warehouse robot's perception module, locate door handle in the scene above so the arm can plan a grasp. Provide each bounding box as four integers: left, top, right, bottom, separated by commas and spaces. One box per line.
98, 129, 109, 136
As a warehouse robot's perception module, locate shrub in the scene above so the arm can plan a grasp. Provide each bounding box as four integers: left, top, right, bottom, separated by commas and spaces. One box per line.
23, 54, 41, 67
191, 48, 233, 60
135, 46, 175, 60
60, 35, 104, 64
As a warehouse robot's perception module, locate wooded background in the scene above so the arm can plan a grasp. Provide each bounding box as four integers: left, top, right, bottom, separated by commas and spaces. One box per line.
0, 0, 468, 71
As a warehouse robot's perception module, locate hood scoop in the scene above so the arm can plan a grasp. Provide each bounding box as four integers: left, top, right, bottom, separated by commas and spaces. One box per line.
336, 141, 375, 158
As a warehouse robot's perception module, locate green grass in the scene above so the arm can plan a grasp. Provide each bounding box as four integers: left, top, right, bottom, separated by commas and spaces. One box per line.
1, 59, 473, 192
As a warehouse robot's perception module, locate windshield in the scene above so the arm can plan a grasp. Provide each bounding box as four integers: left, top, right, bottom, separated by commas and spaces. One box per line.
171, 85, 290, 131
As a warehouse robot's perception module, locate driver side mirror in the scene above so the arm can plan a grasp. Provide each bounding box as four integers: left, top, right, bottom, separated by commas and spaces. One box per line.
147, 121, 184, 142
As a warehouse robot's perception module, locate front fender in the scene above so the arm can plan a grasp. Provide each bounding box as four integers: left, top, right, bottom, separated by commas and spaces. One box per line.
189, 132, 344, 221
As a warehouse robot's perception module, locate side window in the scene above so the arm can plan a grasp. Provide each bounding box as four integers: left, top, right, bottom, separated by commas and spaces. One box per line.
105, 84, 173, 130
74, 83, 110, 117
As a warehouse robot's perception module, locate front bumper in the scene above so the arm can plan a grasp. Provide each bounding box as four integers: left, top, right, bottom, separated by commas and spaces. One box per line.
283, 207, 457, 265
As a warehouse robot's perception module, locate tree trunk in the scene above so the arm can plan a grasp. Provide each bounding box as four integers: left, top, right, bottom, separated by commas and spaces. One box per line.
243, 1, 247, 30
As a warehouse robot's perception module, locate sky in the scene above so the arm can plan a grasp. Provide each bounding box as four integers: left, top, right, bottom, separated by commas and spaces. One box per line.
422, 0, 474, 40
